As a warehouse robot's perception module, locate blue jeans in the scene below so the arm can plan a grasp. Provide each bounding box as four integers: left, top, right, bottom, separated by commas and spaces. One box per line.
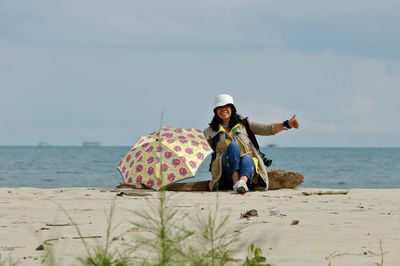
221, 142, 255, 187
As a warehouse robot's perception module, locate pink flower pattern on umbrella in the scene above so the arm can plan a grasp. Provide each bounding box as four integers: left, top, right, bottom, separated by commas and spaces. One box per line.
164, 151, 172, 158
185, 148, 193, 155
156, 146, 163, 152
126, 154, 132, 162
180, 139, 188, 144
122, 166, 126, 173
196, 152, 204, 160
142, 143, 150, 148
146, 146, 154, 153
162, 133, 173, 138
157, 178, 161, 186
135, 151, 142, 158
168, 173, 175, 182
136, 165, 143, 172
161, 163, 169, 172
191, 140, 199, 146
174, 145, 182, 152
202, 146, 210, 151
189, 161, 196, 168
130, 160, 135, 167
136, 175, 143, 183
167, 139, 175, 144
187, 134, 195, 138
180, 156, 187, 163
125, 171, 130, 178
128, 177, 132, 183
179, 168, 188, 176
172, 158, 180, 167
147, 179, 154, 187
147, 167, 154, 175
147, 157, 154, 164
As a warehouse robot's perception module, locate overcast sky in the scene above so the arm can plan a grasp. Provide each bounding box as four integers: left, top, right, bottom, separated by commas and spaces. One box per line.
1, 0, 400, 147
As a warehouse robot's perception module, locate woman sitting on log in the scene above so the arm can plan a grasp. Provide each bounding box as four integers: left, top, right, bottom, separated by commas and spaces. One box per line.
204, 94, 299, 193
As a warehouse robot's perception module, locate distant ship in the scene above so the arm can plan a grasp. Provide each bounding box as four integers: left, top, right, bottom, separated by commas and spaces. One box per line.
267, 144, 278, 148
81, 140, 102, 147
37, 142, 50, 147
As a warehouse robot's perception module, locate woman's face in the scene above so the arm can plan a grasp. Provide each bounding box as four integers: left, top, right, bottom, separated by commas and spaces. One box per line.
216, 104, 232, 122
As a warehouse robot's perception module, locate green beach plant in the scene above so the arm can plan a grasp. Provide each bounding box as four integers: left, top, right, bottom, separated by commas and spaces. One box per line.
43, 189, 268, 265
130, 190, 264, 266
130, 190, 194, 265
184, 193, 241, 266
375, 239, 384, 266
326, 239, 385, 266
56, 197, 132, 266
243, 243, 270, 266
0, 251, 18, 266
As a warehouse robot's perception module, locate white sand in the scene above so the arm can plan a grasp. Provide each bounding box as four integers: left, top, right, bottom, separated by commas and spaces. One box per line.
0, 187, 399, 265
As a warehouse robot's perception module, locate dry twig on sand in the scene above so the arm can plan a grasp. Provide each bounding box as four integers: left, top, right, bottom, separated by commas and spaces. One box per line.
45, 223, 71, 227
302, 191, 349, 196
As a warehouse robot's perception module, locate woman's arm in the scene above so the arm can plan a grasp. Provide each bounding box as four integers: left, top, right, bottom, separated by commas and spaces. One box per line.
249, 114, 299, 135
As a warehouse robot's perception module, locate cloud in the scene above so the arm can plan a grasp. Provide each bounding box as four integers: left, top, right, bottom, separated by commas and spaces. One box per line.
339, 59, 400, 133
1, 1, 400, 146
350, 59, 400, 95
1, 0, 400, 57
343, 93, 382, 132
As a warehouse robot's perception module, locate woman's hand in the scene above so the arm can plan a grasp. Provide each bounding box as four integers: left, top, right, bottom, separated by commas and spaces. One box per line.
275, 114, 299, 133
288, 114, 299, 129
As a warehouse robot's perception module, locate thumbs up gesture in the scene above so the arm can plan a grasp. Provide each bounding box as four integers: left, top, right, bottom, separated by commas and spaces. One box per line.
288, 114, 299, 129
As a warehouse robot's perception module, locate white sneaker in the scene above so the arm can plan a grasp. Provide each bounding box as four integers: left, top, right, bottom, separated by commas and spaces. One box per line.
233, 182, 239, 192
236, 180, 249, 193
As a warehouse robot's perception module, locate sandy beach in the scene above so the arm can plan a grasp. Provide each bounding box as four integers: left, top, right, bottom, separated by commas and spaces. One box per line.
0, 187, 399, 265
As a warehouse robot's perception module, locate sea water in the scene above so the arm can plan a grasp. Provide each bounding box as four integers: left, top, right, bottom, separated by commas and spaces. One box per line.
0, 146, 399, 189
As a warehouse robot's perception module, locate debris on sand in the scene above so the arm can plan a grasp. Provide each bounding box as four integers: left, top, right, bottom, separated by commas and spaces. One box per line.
291, 220, 299, 225
240, 209, 259, 219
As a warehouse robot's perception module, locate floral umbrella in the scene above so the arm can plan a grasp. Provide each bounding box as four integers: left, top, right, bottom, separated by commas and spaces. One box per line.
117, 127, 212, 191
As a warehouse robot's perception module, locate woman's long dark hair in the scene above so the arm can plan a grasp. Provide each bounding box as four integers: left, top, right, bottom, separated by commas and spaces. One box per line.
209, 105, 243, 131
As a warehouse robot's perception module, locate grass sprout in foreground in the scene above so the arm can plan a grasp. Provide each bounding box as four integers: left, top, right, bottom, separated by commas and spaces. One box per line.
45, 191, 268, 265
244, 243, 271, 266
185, 193, 241, 266
0, 252, 18, 266
130, 191, 194, 265
56, 197, 132, 266
131, 191, 258, 265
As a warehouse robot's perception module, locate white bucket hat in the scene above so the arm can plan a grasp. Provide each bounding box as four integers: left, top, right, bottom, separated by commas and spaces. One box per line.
214, 94, 236, 112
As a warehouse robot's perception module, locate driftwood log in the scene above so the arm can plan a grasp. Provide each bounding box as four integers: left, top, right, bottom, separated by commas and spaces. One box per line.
117, 169, 304, 191
267, 169, 304, 190
301, 190, 349, 196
